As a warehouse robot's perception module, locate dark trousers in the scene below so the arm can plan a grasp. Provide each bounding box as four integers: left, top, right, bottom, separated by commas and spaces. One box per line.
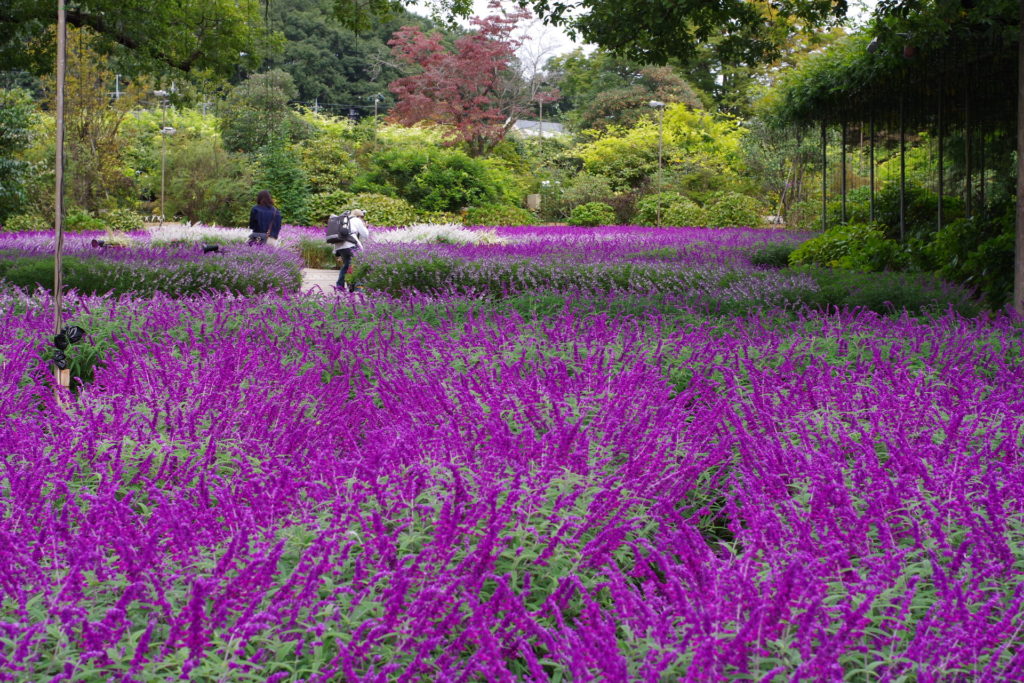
335, 248, 353, 288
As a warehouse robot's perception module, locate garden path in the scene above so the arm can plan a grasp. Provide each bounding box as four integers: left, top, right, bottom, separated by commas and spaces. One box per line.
300, 268, 340, 294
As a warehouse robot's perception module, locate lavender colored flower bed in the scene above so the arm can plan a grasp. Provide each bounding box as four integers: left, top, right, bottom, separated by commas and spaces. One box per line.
0, 231, 303, 296
1, 287, 1022, 680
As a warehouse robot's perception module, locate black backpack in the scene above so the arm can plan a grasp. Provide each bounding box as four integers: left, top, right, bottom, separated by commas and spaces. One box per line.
325, 211, 353, 244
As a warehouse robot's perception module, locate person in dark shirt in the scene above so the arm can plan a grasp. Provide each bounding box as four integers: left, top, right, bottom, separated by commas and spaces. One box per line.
248, 190, 282, 245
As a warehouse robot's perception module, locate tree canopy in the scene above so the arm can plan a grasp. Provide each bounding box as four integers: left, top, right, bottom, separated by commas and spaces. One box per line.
1, 0, 272, 81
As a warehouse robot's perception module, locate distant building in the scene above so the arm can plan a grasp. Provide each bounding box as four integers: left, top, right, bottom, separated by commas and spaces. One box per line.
512, 119, 566, 138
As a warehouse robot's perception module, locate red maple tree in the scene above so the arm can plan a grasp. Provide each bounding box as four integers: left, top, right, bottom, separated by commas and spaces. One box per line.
387, 1, 556, 155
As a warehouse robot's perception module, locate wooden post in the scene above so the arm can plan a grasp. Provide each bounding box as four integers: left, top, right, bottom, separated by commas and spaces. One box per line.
937, 92, 944, 231
821, 121, 827, 231
1016, 0, 1024, 314
869, 113, 875, 222
54, 0, 69, 389
965, 82, 973, 219
899, 92, 906, 241
840, 121, 847, 223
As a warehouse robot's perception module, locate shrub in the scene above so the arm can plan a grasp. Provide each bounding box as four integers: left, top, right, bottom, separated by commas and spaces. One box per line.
164, 136, 253, 226
567, 202, 617, 227
783, 267, 979, 316
704, 191, 764, 228
297, 239, 336, 269
356, 147, 500, 212
0, 252, 300, 296
344, 193, 417, 227
103, 208, 144, 232
635, 192, 706, 227
307, 190, 354, 225
257, 141, 310, 225
2, 213, 49, 232
929, 197, 1015, 308
789, 223, 893, 269
749, 242, 797, 268
415, 210, 463, 225
64, 209, 106, 232
463, 204, 536, 226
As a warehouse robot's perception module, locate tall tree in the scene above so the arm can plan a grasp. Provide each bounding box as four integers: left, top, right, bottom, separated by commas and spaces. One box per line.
263, 0, 432, 109
0, 88, 36, 222
2, 0, 273, 82
387, 1, 556, 155
545, 50, 702, 131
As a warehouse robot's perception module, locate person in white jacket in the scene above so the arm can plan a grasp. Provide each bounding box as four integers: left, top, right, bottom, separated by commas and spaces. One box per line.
335, 209, 369, 291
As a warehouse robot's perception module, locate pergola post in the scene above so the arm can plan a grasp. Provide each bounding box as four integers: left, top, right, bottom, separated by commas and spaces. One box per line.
899, 92, 906, 241
937, 92, 944, 231
869, 113, 875, 222
965, 83, 973, 219
821, 121, 827, 230
840, 120, 847, 223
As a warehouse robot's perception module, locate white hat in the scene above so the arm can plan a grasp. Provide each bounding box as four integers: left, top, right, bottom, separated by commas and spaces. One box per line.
351, 209, 365, 217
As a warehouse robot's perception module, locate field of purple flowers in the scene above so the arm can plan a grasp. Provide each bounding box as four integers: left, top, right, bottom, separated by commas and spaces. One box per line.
1, 225, 1022, 680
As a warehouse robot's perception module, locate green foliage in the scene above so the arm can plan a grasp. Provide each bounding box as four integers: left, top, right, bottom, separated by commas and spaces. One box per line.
704, 191, 764, 228
749, 243, 797, 268
307, 190, 355, 225
355, 146, 500, 212
538, 172, 617, 221
415, 210, 463, 224
635, 192, 707, 227
783, 267, 979, 316
929, 197, 1015, 308
1, 213, 49, 232
257, 141, 311, 225
298, 239, 338, 268
297, 112, 359, 194
463, 204, 536, 226
164, 136, 253, 226
220, 70, 309, 154
103, 209, 144, 232
343, 193, 418, 227
567, 202, 617, 227
0, 88, 35, 222
789, 222, 910, 272
64, 209, 106, 232
0, 254, 301, 296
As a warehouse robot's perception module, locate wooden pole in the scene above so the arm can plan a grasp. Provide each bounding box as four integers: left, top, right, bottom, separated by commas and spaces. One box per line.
821, 121, 827, 231
965, 81, 973, 219
937, 92, 944, 231
869, 113, 875, 222
1016, 0, 1024, 314
54, 0, 69, 388
840, 121, 847, 223
899, 92, 906, 241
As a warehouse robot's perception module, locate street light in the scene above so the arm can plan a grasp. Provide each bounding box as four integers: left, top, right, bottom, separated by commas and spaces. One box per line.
648, 100, 666, 226
154, 90, 175, 224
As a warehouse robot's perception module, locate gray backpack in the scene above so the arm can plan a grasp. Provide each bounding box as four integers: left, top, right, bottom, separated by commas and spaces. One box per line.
325, 211, 353, 244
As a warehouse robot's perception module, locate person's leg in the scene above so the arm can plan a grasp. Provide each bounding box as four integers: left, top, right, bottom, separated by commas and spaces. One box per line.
335, 249, 352, 288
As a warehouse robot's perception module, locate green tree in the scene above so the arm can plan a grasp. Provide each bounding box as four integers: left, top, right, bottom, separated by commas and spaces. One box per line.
257, 140, 310, 224
2, 0, 273, 81
0, 88, 36, 222
42, 27, 150, 213
265, 0, 430, 108
164, 135, 253, 225
219, 70, 309, 153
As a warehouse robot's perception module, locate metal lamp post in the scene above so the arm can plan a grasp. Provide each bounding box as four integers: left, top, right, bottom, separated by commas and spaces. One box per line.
648, 100, 665, 226
154, 89, 175, 224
